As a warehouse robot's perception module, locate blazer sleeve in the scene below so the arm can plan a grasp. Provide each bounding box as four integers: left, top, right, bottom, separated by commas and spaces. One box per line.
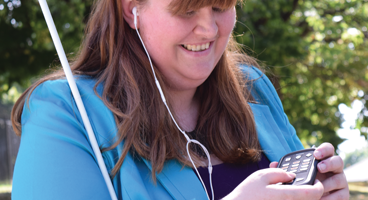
241, 65, 304, 158
12, 80, 111, 200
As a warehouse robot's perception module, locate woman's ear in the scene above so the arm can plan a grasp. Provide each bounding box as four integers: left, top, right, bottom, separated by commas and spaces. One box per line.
122, 0, 139, 29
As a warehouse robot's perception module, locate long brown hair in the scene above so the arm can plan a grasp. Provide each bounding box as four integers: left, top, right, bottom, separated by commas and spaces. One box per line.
12, 0, 262, 180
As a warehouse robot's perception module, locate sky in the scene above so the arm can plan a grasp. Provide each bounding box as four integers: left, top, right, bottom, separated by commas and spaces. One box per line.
337, 95, 368, 159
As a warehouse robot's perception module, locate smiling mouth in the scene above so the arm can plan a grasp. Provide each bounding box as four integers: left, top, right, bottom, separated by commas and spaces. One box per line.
182, 42, 210, 52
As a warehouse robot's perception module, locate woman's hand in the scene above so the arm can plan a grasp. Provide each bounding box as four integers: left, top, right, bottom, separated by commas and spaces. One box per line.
223, 168, 324, 200
269, 143, 349, 200
313, 143, 349, 200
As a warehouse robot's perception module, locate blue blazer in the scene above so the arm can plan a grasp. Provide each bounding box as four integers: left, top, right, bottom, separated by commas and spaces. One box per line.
12, 66, 304, 200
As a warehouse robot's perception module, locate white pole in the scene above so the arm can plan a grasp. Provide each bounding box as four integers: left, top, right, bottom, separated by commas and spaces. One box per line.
38, 1, 117, 199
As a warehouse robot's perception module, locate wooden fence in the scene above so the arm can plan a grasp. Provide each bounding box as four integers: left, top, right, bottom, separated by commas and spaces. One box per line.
0, 118, 20, 184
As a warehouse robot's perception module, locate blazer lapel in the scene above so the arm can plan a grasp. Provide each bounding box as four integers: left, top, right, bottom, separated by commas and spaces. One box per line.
142, 158, 208, 200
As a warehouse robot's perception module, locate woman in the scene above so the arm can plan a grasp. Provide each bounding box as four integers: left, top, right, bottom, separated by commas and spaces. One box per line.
11, 0, 349, 199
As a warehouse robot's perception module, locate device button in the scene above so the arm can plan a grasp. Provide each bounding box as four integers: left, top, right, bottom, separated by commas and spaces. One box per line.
300, 168, 308, 172
285, 157, 291, 161
296, 178, 304, 182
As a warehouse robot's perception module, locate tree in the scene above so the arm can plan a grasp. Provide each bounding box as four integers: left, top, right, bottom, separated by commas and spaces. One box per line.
235, 0, 368, 148
0, 0, 93, 100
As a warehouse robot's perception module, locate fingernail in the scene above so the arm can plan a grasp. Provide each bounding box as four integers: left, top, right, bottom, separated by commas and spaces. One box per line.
314, 151, 321, 159
318, 162, 326, 172
287, 172, 296, 178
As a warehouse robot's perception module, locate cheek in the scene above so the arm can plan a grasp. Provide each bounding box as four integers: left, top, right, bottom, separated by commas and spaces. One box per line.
218, 10, 236, 35
141, 19, 164, 44
140, 15, 182, 52
139, 22, 167, 64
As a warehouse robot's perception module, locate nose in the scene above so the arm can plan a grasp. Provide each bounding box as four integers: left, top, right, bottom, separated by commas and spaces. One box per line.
193, 7, 218, 39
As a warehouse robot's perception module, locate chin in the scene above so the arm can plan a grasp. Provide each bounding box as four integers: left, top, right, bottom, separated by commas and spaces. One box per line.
188, 63, 216, 77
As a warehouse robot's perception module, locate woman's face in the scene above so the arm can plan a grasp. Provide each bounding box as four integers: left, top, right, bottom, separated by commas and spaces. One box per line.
138, 0, 236, 91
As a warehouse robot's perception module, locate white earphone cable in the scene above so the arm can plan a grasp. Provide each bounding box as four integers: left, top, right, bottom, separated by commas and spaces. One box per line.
133, 7, 214, 200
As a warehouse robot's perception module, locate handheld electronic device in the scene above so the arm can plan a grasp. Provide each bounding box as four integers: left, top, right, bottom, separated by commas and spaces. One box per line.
277, 148, 320, 185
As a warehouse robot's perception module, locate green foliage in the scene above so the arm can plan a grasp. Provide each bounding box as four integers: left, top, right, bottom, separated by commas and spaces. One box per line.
0, 0, 93, 96
1, 0, 368, 150
235, 0, 368, 149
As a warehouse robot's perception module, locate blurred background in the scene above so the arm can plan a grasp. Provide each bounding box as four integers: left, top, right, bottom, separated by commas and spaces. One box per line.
0, 0, 367, 199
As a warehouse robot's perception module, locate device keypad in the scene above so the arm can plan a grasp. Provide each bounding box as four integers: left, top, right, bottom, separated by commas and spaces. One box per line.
280, 152, 314, 174
277, 148, 319, 185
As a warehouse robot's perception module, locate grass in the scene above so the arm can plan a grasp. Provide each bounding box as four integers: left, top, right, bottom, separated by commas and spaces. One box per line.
349, 182, 368, 193
350, 192, 368, 200
349, 183, 368, 200
0, 184, 11, 193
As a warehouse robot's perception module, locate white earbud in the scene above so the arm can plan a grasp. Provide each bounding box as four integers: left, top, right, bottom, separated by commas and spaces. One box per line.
132, 7, 138, 28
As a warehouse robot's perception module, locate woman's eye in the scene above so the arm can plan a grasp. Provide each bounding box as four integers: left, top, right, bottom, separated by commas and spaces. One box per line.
185, 10, 196, 16
212, 7, 226, 13
182, 7, 227, 17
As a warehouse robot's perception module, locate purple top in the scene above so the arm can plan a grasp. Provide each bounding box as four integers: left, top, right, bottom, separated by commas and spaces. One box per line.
194, 153, 270, 200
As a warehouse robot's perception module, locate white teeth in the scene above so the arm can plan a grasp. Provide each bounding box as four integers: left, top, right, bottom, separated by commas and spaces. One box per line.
183, 42, 210, 52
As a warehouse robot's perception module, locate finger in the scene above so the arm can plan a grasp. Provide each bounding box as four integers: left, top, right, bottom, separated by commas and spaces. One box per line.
257, 168, 296, 184
313, 179, 326, 198
269, 162, 278, 168
317, 156, 344, 174
267, 179, 324, 200
316, 171, 332, 182
321, 173, 348, 194
314, 143, 335, 160
320, 187, 350, 200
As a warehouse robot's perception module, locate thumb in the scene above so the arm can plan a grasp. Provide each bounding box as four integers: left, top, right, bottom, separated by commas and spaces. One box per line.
261, 168, 296, 184
312, 179, 325, 196
269, 162, 278, 168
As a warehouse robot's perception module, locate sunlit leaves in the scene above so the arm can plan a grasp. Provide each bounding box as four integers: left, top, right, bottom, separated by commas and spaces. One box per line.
236, 0, 368, 148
